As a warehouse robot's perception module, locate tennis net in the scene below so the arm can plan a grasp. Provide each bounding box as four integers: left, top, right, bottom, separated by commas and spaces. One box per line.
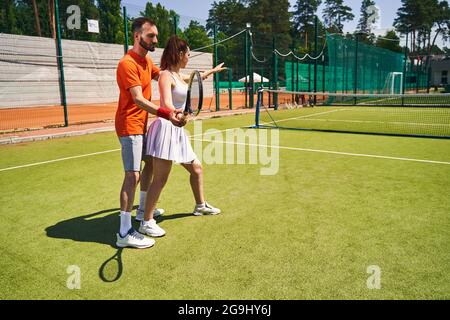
253, 89, 450, 138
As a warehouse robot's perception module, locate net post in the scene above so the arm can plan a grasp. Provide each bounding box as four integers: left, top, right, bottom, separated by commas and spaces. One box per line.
308, 59, 311, 92
354, 33, 359, 105
173, 15, 179, 35
314, 15, 318, 105
123, 6, 129, 54
291, 40, 295, 100
248, 25, 254, 108
254, 87, 264, 128
213, 24, 220, 111
416, 56, 420, 93
402, 32, 408, 106
245, 25, 249, 108
295, 50, 299, 103
322, 54, 326, 101
228, 67, 232, 110
272, 37, 278, 110
55, 0, 68, 127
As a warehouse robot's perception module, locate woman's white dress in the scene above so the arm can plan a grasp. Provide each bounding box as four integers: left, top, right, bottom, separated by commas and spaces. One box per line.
145, 71, 197, 164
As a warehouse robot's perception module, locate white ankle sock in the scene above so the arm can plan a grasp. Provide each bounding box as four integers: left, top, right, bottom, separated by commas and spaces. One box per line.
139, 191, 147, 211
119, 211, 132, 237
142, 219, 155, 226
196, 202, 206, 208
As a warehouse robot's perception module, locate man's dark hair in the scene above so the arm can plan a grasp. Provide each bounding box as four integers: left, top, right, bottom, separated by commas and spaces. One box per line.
132, 17, 156, 33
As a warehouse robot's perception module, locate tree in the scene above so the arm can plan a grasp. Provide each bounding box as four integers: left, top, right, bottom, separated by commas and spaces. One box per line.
394, 0, 449, 54
182, 21, 212, 52
207, 0, 293, 80
375, 30, 402, 53
206, 0, 247, 35
14, 1, 35, 36
140, 2, 179, 48
323, 0, 354, 33
246, 0, 292, 53
394, 0, 450, 91
246, 0, 292, 82
98, 0, 123, 44
0, 0, 18, 34
31, 0, 42, 36
206, 0, 248, 80
291, 0, 321, 49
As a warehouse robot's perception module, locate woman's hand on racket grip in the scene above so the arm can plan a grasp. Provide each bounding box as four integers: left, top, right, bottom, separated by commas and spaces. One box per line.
169, 109, 188, 127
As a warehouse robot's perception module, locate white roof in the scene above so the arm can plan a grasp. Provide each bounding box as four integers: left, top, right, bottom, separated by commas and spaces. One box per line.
238, 72, 269, 83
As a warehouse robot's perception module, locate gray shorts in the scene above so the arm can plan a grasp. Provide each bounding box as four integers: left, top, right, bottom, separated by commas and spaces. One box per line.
119, 135, 150, 172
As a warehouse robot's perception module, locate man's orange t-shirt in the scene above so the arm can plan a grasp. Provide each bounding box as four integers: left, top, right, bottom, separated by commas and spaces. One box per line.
115, 50, 160, 137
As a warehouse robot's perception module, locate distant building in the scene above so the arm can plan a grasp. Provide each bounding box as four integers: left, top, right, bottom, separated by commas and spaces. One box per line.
430, 57, 450, 86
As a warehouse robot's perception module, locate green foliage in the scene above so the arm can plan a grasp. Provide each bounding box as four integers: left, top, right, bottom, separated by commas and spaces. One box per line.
98, 0, 123, 44
292, 0, 327, 52
207, 0, 292, 80
375, 30, 402, 53
139, 2, 178, 48
206, 0, 247, 35
182, 21, 212, 52
323, 0, 355, 33
0, 0, 18, 34
394, 0, 450, 54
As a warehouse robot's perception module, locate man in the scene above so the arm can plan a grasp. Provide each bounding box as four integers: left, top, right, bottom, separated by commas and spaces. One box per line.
115, 17, 185, 249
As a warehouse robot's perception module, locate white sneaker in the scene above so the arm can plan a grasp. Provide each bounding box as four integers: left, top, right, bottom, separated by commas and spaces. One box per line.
138, 219, 166, 237
193, 202, 221, 216
116, 228, 155, 249
135, 208, 165, 222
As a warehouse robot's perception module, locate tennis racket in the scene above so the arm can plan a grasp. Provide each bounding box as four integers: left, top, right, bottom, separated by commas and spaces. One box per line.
184, 70, 203, 117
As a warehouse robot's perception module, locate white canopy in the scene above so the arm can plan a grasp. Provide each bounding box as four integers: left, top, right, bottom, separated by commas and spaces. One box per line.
238, 72, 269, 83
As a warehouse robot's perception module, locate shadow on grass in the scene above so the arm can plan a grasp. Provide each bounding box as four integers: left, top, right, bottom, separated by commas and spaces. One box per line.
45, 207, 120, 248
45, 206, 194, 247
99, 248, 124, 283
45, 207, 193, 282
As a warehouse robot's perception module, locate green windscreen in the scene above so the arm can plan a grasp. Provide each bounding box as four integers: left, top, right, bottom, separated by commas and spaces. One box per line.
285, 34, 428, 94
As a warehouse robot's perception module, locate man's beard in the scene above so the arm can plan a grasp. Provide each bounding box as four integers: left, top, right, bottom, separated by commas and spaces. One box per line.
139, 38, 156, 52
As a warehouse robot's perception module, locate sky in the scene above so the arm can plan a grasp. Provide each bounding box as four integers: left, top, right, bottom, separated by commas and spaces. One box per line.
121, 0, 446, 47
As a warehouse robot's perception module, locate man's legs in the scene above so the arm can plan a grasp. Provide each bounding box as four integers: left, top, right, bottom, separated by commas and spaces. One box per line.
116, 135, 154, 248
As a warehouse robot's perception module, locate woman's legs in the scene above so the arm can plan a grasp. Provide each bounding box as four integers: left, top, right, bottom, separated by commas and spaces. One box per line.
143, 157, 173, 221
181, 159, 205, 205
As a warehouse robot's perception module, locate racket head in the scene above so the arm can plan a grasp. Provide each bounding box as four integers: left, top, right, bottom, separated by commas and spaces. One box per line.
184, 70, 203, 116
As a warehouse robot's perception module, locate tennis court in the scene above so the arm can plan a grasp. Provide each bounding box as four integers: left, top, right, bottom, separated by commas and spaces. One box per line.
1, 112, 449, 299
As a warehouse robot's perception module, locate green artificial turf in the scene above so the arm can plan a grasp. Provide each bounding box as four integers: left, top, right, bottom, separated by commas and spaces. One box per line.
0, 112, 449, 299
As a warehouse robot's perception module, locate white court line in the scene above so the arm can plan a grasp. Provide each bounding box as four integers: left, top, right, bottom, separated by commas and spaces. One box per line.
260, 108, 342, 126
291, 117, 450, 127
0, 149, 120, 172
0, 129, 231, 172
261, 107, 450, 127
2, 126, 450, 172
192, 138, 450, 166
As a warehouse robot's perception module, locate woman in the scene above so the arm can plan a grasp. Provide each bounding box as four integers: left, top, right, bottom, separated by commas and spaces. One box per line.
138, 36, 226, 237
